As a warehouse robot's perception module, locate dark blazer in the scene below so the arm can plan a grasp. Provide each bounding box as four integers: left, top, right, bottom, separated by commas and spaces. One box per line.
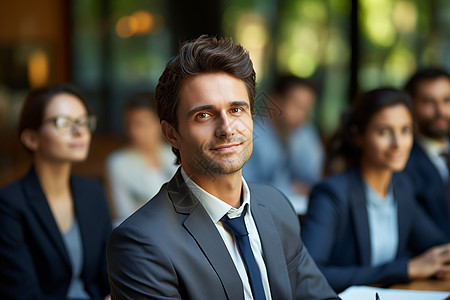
107, 168, 338, 300
404, 142, 450, 237
301, 167, 448, 293
0, 169, 112, 299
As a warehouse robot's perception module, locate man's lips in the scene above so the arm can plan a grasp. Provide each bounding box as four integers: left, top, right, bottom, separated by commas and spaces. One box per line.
431, 118, 449, 128
210, 143, 242, 152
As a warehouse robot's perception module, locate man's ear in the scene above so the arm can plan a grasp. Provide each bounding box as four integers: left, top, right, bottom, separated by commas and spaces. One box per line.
161, 120, 181, 150
20, 129, 39, 152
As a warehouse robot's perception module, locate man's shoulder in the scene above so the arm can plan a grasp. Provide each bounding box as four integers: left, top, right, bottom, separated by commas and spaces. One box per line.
248, 182, 286, 201
247, 182, 296, 215
108, 183, 187, 255
405, 142, 435, 175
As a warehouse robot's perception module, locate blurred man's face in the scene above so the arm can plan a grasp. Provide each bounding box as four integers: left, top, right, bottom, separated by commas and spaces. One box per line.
280, 86, 316, 130
413, 77, 450, 141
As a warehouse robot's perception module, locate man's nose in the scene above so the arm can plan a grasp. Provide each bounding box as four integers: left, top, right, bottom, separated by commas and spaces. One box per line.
435, 101, 447, 118
215, 112, 234, 138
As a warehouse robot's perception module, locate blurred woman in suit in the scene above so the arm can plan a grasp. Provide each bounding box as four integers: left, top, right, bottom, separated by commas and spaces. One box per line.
0, 83, 111, 299
302, 88, 450, 293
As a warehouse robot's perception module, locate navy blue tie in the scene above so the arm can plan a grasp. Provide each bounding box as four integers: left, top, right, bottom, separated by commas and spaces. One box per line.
221, 205, 266, 300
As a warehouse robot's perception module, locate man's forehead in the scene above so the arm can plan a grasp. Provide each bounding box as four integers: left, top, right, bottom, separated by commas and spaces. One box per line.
418, 77, 450, 88
178, 74, 249, 104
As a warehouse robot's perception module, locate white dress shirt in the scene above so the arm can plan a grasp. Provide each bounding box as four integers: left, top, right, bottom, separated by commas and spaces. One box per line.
181, 168, 272, 300
364, 181, 398, 267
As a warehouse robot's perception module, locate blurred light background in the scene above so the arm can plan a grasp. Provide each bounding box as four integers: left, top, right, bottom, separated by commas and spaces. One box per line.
0, 0, 449, 184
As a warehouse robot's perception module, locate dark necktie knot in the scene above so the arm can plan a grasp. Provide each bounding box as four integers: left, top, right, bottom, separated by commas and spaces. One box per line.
221, 205, 249, 238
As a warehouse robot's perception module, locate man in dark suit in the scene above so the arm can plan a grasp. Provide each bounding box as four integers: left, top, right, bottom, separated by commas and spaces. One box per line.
404, 68, 450, 237
106, 35, 338, 299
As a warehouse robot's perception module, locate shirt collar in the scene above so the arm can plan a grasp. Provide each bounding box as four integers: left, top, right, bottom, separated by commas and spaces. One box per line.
364, 180, 394, 207
180, 168, 251, 224
417, 135, 449, 156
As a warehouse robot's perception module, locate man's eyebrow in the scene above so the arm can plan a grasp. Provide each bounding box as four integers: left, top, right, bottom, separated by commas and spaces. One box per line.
230, 101, 249, 109
187, 105, 214, 117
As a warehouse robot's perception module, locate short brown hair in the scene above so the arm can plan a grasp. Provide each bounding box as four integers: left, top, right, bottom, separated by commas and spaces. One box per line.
155, 35, 256, 164
404, 68, 450, 99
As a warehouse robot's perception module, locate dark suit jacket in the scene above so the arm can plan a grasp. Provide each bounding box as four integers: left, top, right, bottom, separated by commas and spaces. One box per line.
107, 168, 338, 300
301, 167, 448, 293
0, 168, 112, 299
404, 142, 450, 237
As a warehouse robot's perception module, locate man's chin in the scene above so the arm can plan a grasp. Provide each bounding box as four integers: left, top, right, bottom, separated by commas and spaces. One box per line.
208, 161, 246, 175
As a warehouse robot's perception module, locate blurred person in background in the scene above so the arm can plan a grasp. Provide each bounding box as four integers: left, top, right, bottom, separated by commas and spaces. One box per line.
105, 92, 177, 225
404, 68, 450, 238
243, 75, 324, 214
302, 88, 450, 293
0, 83, 111, 299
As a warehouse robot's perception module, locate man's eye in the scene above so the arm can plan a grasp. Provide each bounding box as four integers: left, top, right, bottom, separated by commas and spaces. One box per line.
196, 112, 210, 119
231, 107, 242, 113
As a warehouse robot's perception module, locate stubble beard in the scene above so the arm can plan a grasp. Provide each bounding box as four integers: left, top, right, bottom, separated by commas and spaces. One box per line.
420, 119, 450, 140
194, 140, 253, 177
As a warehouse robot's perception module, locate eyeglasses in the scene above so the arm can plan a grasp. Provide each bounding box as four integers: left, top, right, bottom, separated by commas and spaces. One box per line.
42, 115, 97, 134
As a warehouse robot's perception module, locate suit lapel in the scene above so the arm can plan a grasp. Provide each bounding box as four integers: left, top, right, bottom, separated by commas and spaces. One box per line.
183, 207, 244, 300
167, 169, 244, 300
348, 168, 371, 266
251, 198, 292, 300
24, 169, 71, 271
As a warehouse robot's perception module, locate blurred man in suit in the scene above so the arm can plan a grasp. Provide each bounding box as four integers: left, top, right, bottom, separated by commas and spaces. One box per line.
106, 35, 338, 300
243, 75, 324, 215
404, 68, 450, 237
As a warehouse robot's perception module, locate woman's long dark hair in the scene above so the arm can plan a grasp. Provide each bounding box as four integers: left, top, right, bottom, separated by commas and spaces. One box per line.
324, 88, 413, 176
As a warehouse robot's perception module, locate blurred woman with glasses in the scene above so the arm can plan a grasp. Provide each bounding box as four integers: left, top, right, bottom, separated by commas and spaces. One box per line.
301, 88, 450, 293
0, 83, 111, 299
